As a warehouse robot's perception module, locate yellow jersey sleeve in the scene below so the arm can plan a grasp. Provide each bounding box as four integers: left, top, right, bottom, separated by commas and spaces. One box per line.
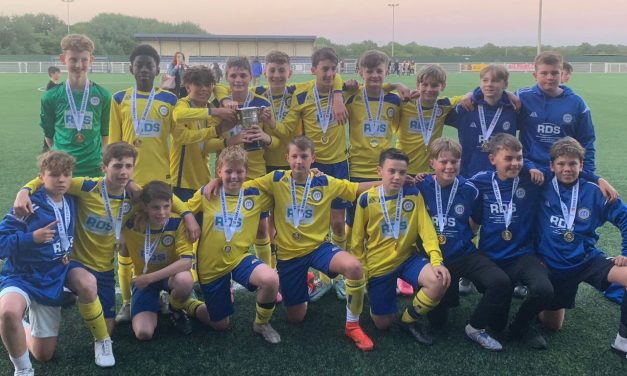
414, 193, 443, 266
350, 191, 369, 271
327, 176, 359, 202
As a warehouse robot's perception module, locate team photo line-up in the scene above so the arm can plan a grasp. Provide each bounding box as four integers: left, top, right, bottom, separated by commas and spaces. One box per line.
1, 32, 626, 376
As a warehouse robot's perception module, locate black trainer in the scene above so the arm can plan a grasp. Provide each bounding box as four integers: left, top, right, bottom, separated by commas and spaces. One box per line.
509, 321, 547, 350
401, 319, 434, 346
169, 306, 192, 335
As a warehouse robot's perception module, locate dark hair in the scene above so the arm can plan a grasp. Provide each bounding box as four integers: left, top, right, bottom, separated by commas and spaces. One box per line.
130, 44, 160, 65
103, 142, 137, 166
359, 50, 389, 69
550, 137, 584, 162
562, 62, 573, 73
48, 66, 61, 75
183, 65, 216, 87
379, 148, 409, 166
171, 51, 185, 66
312, 47, 338, 67
225, 56, 252, 74
141, 180, 172, 206
288, 136, 315, 154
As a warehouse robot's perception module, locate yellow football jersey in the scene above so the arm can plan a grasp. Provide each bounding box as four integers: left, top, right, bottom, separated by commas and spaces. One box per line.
187, 186, 273, 284
345, 87, 401, 179
248, 170, 359, 260
171, 97, 223, 190
109, 88, 177, 185
123, 215, 193, 276
351, 185, 443, 279
396, 96, 462, 175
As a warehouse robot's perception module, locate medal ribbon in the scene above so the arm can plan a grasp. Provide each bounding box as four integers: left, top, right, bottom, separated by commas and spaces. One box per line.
45, 195, 71, 254
379, 186, 403, 239
131, 87, 156, 139
362, 88, 385, 124
100, 180, 125, 244
416, 98, 438, 147
290, 173, 312, 228
478, 105, 503, 144
65, 79, 90, 133
434, 176, 459, 234
268, 88, 287, 121
491, 173, 519, 231
219, 187, 244, 243
313, 85, 333, 135
552, 177, 578, 232
143, 219, 168, 274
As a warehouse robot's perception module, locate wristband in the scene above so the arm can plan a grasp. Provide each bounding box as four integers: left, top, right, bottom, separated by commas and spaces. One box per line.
207, 107, 212, 116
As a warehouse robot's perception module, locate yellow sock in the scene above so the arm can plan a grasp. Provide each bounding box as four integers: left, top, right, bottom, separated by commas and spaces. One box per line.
171, 297, 203, 317
270, 244, 278, 269
117, 255, 133, 305
255, 236, 272, 265
254, 302, 276, 325
401, 289, 439, 324
78, 299, 109, 341
344, 224, 352, 253
345, 278, 365, 320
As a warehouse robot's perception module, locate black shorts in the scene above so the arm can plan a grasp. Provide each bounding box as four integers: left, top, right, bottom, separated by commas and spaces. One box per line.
546, 255, 614, 310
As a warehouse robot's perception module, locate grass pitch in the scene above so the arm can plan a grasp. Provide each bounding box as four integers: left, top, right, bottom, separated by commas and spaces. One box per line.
0, 72, 627, 375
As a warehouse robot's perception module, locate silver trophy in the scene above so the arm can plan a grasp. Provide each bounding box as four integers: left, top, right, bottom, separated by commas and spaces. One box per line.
237, 106, 265, 151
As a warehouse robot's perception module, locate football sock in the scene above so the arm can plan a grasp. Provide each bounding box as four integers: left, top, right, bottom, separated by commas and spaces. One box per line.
117, 255, 133, 305
401, 288, 439, 324
78, 298, 109, 341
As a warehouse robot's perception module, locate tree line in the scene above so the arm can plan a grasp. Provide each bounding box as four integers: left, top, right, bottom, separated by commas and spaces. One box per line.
1, 13, 625, 58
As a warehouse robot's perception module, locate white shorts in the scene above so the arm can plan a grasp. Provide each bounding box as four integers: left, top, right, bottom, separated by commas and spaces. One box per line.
0, 286, 61, 338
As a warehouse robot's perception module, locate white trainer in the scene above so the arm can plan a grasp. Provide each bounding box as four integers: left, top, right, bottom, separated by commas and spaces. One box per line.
114, 303, 131, 324
94, 338, 115, 368
253, 323, 281, 344
611, 333, 627, 357
14, 369, 34, 376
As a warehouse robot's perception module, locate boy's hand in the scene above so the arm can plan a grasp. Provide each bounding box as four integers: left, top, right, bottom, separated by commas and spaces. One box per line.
203, 179, 223, 201
182, 213, 200, 243
242, 126, 272, 146
506, 92, 521, 112
460, 92, 475, 111
259, 107, 276, 129
225, 132, 244, 147
311, 168, 324, 177
344, 79, 359, 91
395, 84, 411, 101
432, 265, 451, 288
413, 173, 428, 183
33, 221, 58, 244
14, 189, 33, 217
529, 169, 545, 185
409, 90, 420, 100
125, 181, 142, 202
403, 175, 416, 186
222, 100, 240, 111
332, 92, 348, 125
215, 119, 237, 135
614, 256, 627, 267
598, 178, 619, 203
132, 274, 153, 290
211, 108, 237, 123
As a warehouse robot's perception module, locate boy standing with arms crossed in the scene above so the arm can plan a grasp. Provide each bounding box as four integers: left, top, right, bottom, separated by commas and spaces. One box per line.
40, 34, 111, 177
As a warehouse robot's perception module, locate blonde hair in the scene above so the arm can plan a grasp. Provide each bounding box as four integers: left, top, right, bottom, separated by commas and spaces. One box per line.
218, 146, 248, 169
429, 137, 462, 160
60, 34, 95, 53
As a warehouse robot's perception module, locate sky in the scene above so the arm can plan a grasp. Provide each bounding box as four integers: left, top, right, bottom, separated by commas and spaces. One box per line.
1, 0, 626, 47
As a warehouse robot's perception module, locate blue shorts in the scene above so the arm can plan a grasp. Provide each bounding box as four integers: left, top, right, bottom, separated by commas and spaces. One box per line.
131, 278, 169, 317
277, 242, 342, 307
547, 254, 614, 310
200, 255, 264, 322
68, 261, 116, 319
346, 177, 378, 227
312, 160, 350, 209
367, 255, 429, 315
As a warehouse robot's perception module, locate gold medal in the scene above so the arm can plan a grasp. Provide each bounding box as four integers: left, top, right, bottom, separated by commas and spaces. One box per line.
502, 229, 513, 241
133, 139, 142, 147
74, 132, 84, 144
481, 142, 490, 152
292, 231, 300, 240
224, 245, 232, 253
62, 254, 70, 265
437, 234, 447, 245
321, 135, 329, 145
563, 230, 575, 242
369, 138, 378, 148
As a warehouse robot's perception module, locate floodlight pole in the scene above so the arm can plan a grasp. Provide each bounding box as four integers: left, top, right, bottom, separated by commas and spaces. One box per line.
537, 0, 543, 55
388, 3, 399, 59
61, 0, 74, 35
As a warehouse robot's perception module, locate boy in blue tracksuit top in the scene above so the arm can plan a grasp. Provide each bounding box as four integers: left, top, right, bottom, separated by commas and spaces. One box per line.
470, 133, 553, 349
0, 151, 77, 375
418, 138, 511, 351
535, 137, 627, 356
446, 65, 517, 178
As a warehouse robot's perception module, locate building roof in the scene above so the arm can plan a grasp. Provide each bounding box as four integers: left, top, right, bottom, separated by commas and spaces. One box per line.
134, 34, 316, 43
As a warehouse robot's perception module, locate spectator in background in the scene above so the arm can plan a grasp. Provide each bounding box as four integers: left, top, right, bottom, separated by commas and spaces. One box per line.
561, 62, 573, 84
167, 51, 189, 98
42, 66, 62, 152
251, 58, 263, 86
212, 62, 223, 83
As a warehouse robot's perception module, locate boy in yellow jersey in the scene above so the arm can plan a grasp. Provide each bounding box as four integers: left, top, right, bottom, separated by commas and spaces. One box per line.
13, 143, 140, 368
352, 148, 450, 346
205, 136, 381, 350
40, 34, 111, 177
121, 181, 199, 340
171, 65, 237, 202
397, 65, 464, 176
273, 47, 352, 300
187, 147, 281, 343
